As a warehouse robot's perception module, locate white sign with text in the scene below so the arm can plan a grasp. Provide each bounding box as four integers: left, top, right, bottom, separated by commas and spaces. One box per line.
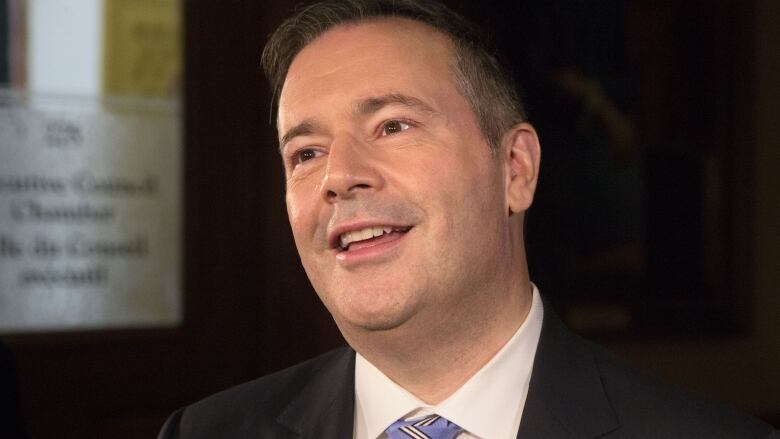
0, 91, 181, 332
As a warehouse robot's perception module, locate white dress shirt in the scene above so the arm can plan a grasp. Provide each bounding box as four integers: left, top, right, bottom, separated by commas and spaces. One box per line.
354, 286, 544, 439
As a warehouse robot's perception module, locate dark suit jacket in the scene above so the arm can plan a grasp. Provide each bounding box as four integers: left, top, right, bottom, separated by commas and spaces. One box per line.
159, 309, 777, 438
0, 342, 27, 439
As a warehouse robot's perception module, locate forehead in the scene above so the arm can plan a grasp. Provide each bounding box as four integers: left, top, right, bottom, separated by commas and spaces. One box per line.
278, 18, 460, 130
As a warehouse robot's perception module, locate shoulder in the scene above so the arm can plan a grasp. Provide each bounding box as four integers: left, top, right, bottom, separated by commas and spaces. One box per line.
158, 346, 354, 439
578, 334, 774, 438
530, 300, 775, 438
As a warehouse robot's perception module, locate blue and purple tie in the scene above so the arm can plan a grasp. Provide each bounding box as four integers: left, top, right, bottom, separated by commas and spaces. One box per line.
385, 414, 463, 439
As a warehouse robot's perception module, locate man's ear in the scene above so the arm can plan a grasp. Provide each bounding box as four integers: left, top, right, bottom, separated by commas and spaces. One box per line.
503, 122, 541, 215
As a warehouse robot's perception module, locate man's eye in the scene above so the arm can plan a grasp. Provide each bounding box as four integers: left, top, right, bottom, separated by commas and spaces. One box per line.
290, 148, 321, 169
380, 120, 411, 136
298, 149, 318, 162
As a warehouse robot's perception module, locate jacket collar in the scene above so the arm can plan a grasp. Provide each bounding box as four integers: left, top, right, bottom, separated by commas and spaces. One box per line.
277, 347, 356, 438
517, 302, 619, 438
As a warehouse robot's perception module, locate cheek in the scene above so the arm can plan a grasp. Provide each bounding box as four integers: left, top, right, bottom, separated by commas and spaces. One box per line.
435, 160, 505, 239
285, 167, 322, 211
286, 190, 317, 241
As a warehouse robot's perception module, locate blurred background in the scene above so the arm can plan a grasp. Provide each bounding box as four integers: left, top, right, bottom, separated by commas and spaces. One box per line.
0, 0, 777, 437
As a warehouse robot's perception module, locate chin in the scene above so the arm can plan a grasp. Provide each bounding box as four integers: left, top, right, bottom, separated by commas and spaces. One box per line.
353, 316, 409, 332
316, 272, 429, 336
333, 300, 415, 334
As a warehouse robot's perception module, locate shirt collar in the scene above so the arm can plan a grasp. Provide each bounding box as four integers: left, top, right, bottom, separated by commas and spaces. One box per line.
354, 353, 423, 439
354, 286, 544, 439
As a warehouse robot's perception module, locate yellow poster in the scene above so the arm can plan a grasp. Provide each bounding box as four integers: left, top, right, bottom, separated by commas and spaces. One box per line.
103, 0, 181, 97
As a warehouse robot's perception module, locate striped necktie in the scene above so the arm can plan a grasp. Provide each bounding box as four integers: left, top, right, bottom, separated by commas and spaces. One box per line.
384, 414, 463, 439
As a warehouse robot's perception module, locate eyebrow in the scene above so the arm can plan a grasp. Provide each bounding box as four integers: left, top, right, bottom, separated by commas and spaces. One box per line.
354, 93, 436, 117
280, 119, 319, 152
278, 93, 436, 152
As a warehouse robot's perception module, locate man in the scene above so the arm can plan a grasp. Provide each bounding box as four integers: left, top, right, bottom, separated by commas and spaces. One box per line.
159, 1, 777, 437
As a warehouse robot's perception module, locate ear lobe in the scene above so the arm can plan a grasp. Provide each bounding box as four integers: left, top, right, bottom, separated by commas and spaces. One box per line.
504, 123, 541, 215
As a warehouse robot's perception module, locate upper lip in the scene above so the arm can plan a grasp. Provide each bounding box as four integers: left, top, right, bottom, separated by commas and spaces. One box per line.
327, 221, 413, 250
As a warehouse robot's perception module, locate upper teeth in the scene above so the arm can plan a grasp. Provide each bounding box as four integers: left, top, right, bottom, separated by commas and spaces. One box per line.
339, 226, 393, 249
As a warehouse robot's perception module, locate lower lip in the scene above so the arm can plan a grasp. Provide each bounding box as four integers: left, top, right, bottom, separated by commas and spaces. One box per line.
335, 230, 409, 265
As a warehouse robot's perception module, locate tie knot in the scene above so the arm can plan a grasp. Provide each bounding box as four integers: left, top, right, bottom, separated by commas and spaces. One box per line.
385, 414, 463, 439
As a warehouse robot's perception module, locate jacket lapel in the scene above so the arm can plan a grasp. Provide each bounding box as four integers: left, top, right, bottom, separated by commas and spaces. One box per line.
517, 304, 619, 439
276, 347, 357, 438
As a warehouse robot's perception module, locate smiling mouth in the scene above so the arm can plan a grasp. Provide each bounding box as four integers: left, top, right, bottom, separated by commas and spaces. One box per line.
338, 226, 412, 251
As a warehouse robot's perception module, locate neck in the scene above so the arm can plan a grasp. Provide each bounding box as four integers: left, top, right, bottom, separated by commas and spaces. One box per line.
347, 278, 534, 405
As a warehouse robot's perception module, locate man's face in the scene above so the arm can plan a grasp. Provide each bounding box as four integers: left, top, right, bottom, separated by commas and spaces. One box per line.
278, 19, 515, 336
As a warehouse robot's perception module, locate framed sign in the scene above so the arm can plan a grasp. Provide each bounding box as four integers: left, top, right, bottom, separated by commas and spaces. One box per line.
0, 0, 182, 333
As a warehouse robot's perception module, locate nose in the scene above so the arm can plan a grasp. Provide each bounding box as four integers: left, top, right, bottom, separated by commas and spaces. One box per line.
320, 133, 383, 203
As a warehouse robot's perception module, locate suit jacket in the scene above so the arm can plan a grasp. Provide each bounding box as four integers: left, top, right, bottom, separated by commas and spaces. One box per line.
0, 343, 27, 439
159, 309, 777, 438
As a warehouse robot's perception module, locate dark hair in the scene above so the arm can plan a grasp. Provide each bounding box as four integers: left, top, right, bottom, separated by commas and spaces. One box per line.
261, 0, 526, 152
